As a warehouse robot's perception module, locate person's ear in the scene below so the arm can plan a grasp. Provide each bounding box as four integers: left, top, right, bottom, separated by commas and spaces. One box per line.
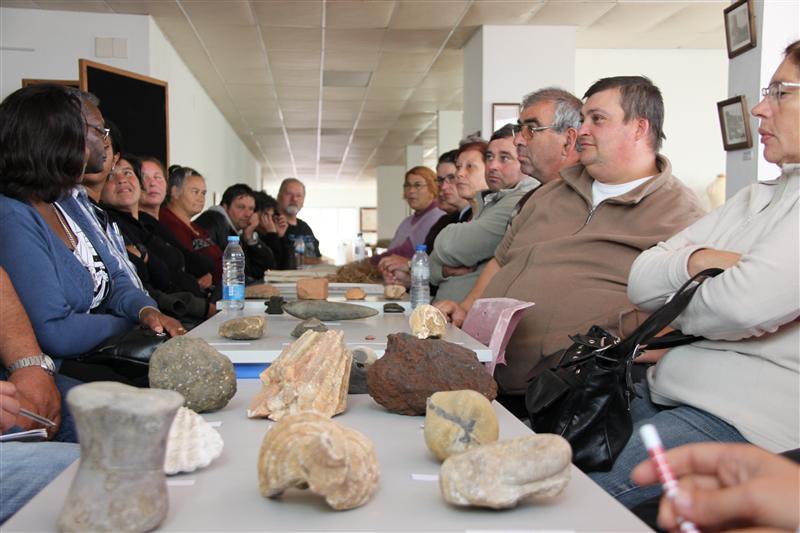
634, 118, 650, 144
563, 128, 578, 155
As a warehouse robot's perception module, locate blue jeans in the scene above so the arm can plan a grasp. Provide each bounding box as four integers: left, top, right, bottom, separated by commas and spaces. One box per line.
0, 441, 80, 523
589, 382, 748, 509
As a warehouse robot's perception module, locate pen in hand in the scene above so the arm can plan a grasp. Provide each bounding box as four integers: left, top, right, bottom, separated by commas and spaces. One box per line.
19, 408, 56, 428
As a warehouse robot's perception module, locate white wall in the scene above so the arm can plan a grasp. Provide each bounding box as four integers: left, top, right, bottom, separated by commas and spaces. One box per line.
0, 7, 260, 209
576, 49, 729, 198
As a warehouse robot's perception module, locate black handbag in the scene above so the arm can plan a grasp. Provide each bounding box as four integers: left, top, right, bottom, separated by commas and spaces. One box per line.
525, 268, 722, 473
79, 327, 169, 366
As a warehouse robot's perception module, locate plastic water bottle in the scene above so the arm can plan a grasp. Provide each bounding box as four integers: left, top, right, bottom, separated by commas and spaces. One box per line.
222, 235, 245, 311
353, 232, 366, 261
294, 236, 305, 269
410, 244, 430, 309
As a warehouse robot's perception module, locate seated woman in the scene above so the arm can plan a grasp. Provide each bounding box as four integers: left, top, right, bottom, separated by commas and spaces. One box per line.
100, 154, 213, 323
590, 40, 800, 509
158, 165, 222, 286
0, 84, 183, 365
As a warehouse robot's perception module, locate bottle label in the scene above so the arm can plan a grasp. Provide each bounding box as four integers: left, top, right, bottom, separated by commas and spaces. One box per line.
223, 284, 245, 301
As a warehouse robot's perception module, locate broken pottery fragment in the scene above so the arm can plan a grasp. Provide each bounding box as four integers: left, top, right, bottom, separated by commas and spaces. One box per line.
290, 317, 329, 338
348, 345, 378, 394
149, 337, 237, 413
384, 284, 406, 299
283, 300, 378, 321
246, 284, 281, 299
58, 382, 183, 532
439, 434, 572, 509
164, 407, 224, 475
296, 278, 329, 300
218, 315, 266, 340
367, 333, 497, 415
424, 390, 499, 461
248, 330, 352, 420
382, 302, 404, 313
258, 411, 379, 510
266, 296, 284, 315
409, 304, 447, 339
344, 287, 366, 300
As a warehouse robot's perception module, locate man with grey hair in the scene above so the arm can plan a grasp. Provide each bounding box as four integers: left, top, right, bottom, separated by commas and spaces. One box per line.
437, 79, 705, 413
277, 177, 321, 265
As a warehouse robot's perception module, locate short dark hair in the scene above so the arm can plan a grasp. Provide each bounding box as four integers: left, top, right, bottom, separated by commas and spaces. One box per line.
490, 123, 518, 141
118, 153, 143, 185
221, 183, 255, 206
785, 39, 800, 69
166, 164, 202, 203
278, 177, 305, 196
437, 149, 458, 166
254, 191, 278, 213
457, 138, 489, 161
583, 76, 665, 152
0, 84, 85, 203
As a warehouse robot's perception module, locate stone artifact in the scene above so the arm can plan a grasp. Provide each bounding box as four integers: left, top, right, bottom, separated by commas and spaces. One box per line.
164, 407, 224, 475
382, 302, 404, 313
348, 345, 378, 394
149, 337, 237, 413
439, 434, 572, 509
409, 304, 447, 339
344, 287, 367, 300
290, 317, 329, 338
58, 382, 183, 532
218, 315, 266, 340
266, 295, 284, 314
424, 390, 499, 461
248, 330, 352, 420
296, 278, 329, 300
245, 283, 280, 299
283, 300, 378, 321
384, 284, 406, 299
367, 333, 497, 415
258, 411, 379, 510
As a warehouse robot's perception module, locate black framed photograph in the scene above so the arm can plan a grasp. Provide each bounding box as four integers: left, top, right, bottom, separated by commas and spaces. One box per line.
717, 95, 752, 151
723, 0, 756, 59
492, 103, 519, 133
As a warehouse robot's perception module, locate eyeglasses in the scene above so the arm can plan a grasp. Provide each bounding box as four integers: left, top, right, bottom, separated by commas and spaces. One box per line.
403, 182, 426, 190
761, 81, 800, 100
435, 175, 456, 186
87, 123, 110, 140
516, 120, 555, 140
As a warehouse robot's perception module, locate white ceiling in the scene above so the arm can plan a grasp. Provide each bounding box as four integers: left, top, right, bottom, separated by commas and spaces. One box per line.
4, 0, 727, 185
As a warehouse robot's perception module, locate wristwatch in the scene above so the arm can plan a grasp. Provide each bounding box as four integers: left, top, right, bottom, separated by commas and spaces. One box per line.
6, 354, 56, 376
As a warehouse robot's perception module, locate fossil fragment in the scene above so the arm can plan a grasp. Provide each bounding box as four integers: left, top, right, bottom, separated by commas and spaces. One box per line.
384, 284, 406, 299
282, 300, 378, 321
248, 330, 352, 420
344, 287, 366, 300
58, 382, 183, 532
258, 411, 379, 510
409, 304, 447, 339
439, 434, 572, 509
218, 315, 266, 340
246, 284, 281, 299
164, 407, 224, 475
290, 317, 329, 338
383, 302, 404, 313
296, 278, 329, 300
424, 390, 498, 461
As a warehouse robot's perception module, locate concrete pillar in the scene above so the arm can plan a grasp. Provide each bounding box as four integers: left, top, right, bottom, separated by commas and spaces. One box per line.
405, 145, 424, 169
437, 110, 463, 155
376, 165, 407, 242
726, 1, 799, 197
463, 26, 576, 139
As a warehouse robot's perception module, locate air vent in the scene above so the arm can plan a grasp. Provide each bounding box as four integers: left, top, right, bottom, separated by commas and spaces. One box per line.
323, 70, 372, 88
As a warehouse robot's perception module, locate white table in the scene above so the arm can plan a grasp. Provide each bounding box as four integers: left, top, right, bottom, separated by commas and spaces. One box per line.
193, 301, 491, 378
5, 381, 648, 532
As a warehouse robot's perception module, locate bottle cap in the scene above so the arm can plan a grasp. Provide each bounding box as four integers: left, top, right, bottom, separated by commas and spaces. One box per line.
228, 235, 240, 242
415, 244, 427, 252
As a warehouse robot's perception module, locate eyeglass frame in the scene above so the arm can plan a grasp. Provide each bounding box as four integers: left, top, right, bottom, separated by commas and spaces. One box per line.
761, 81, 800, 100
402, 182, 426, 190
87, 122, 110, 140
435, 174, 457, 186
516, 120, 555, 139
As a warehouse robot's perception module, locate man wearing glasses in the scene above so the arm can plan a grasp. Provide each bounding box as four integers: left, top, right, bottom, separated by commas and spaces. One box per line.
437, 78, 706, 414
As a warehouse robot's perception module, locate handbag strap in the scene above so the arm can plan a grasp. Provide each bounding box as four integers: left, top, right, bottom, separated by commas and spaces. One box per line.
611, 267, 723, 359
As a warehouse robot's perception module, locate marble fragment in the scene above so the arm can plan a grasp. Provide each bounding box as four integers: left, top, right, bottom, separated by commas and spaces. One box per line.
409, 304, 447, 339
439, 434, 572, 509
258, 411, 379, 510
384, 284, 406, 299
245, 284, 281, 299
164, 407, 224, 475
345, 287, 366, 300
149, 337, 237, 413
58, 382, 183, 532
218, 315, 266, 340
424, 390, 499, 461
367, 333, 497, 415
248, 330, 352, 420
290, 317, 329, 338
297, 278, 329, 300
283, 300, 378, 321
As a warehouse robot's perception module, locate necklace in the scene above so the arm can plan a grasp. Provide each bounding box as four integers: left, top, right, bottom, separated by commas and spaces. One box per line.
52, 204, 78, 250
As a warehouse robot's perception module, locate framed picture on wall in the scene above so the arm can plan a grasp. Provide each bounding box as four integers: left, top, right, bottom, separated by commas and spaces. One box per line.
360, 207, 377, 233
491, 103, 519, 134
723, 0, 756, 59
717, 95, 752, 151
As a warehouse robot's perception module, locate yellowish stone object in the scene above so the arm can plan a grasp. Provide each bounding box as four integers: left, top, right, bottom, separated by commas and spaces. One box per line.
409, 304, 447, 339
424, 390, 498, 461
